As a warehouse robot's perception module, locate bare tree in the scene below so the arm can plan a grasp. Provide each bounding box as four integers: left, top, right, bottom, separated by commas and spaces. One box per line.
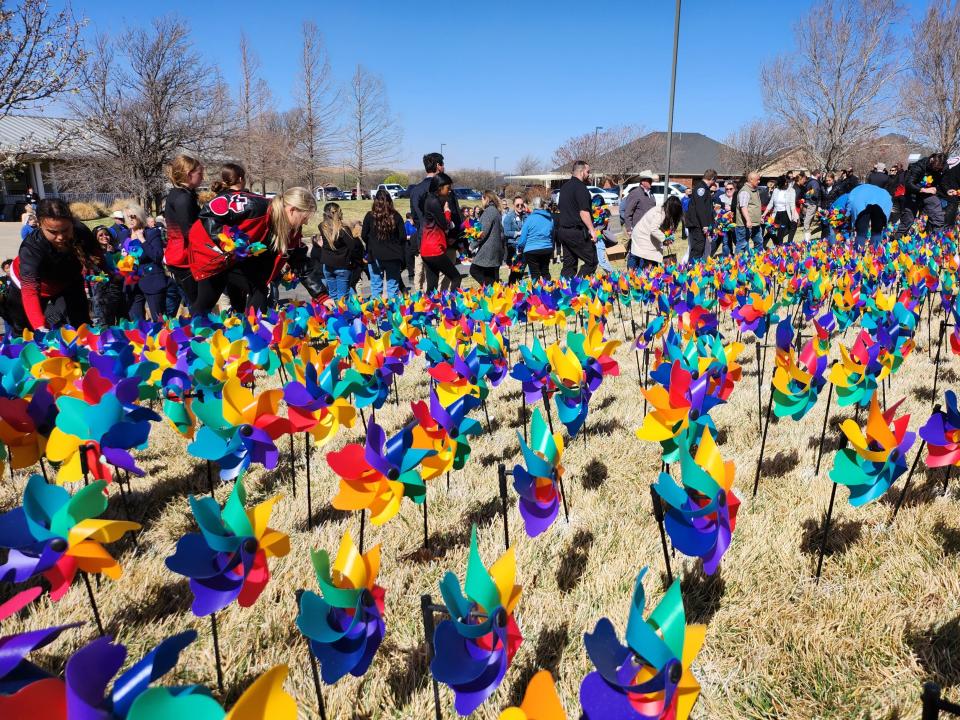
901, 2, 960, 154
344, 65, 401, 196
761, 0, 905, 170
551, 125, 658, 183
454, 168, 496, 191
0, 0, 87, 120
514, 154, 544, 175
297, 21, 338, 190
62, 17, 225, 210
721, 118, 793, 175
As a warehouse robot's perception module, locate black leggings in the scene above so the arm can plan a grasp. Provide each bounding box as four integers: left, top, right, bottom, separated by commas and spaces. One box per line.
124, 286, 166, 321
524, 249, 552, 282
469, 263, 499, 287
193, 266, 266, 316
422, 253, 462, 293
168, 265, 198, 306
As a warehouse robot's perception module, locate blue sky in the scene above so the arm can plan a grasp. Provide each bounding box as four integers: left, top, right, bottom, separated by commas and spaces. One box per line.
70, 0, 927, 173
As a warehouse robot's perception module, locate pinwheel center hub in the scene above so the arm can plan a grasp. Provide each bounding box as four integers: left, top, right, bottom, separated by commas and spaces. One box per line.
668, 661, 683, 684
49, 537, 67, 553
322, 394, 334, 405
360, 589, 375, 608
544, 364, 552, 373
718, 492, 727, 507
890, 450, 899, 462
469, 375, 477, 385
387, 468, 400, 481
493, 606, 508, 629
449, 428, 459, 439
239, 424, 254, 437
689, 409, 700, 421
243, 538, 258, 554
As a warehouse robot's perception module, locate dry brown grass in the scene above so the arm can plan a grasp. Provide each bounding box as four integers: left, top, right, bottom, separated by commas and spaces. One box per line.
2, 307, 959, 720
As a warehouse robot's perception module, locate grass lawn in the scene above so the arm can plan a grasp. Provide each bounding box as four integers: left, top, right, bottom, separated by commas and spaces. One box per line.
2, 262, 954, 719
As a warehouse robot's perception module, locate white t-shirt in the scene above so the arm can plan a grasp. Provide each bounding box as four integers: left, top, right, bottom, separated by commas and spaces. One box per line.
769, 188, 795, 213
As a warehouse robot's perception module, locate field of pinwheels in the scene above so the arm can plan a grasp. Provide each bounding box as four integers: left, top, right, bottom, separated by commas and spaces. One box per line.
3, 231, 960, 719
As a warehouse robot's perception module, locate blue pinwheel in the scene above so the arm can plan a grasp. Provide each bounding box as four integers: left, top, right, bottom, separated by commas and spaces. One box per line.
513, 409, 565, 538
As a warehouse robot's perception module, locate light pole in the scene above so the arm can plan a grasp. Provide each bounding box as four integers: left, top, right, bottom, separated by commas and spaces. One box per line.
440, 143, 446, 156
664, 0, 681, 199
593, 126, 603, 182
494, 156, 499, 180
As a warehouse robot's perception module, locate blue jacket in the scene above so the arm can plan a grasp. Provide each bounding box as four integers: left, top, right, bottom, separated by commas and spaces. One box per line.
836, 184, 892, 223
20, 223, 33, 240
502, 210, 523, 244
516, 209, 554, 253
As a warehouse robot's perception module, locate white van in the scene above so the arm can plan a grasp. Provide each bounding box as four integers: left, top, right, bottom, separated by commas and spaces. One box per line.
376, 183, 405, 199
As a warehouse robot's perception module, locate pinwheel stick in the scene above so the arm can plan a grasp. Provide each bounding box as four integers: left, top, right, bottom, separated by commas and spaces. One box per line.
482, 398, 491, 433
755, 342, 763, 433
497, 464, 511, 551
422, 493, 430, 551
420, 594, 445, 720
304, 433, 313, 530
294, 590, 327, 720
922, 681, 960, 718
288, 433, 297, 498
358, 510, 366, 555
38, 456, 49, 483
891, 432, 931, 521
943, 465, 954, 496
541, 387, 555, 435
650, 485, 673, 587
81, 571, 105, 635
814, 481, 839, 583
521, 393, 528, 444
932, 320, 947, 410
210, 612, 225, 695
814, 373, 836, 476
753, 386, 775, 498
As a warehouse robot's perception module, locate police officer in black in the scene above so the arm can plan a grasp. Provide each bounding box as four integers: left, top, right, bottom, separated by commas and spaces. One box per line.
557, 160, 598, 278
685, 169, 717, 260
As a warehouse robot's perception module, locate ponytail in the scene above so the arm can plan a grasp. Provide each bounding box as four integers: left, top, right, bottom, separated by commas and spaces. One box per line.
269, 187, 317, 254
210, 162, 246, 194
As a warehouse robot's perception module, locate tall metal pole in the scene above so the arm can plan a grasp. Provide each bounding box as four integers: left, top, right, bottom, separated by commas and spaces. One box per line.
663, 0, 682, 198
440, 143, 446, 156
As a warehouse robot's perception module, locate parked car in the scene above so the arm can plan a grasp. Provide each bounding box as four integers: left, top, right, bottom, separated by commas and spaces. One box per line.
350, 188, 371, 200
453, 187, 482, 201
375, 183, 405, 199
313, 186, 351, 202
396, 186, 410, 198
620, 181, 686, 206
587, 185, 619, 206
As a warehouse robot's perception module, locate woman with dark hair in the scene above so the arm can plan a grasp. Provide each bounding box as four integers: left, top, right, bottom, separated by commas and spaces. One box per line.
362, 189, 406, 299
312, 202, 363, 301
189, 165, 321, 315
761, 175, 797, 246
122, 203, 168, 321
419, 172, 462, 292
3, 199, 103, 333
90, 224, 123, 325
162, 153, 204, 312
469, 191, 505, 287
629, 195, 683, 269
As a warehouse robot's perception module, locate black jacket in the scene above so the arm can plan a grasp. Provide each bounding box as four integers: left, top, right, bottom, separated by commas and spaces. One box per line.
905, 156, 943, 197
867, 171, 892, 190
312, 227, 363, 270
822, 183, 843, 207
684, 180, 714, 229
361, 210, 406, 262
162, 187, 199, 267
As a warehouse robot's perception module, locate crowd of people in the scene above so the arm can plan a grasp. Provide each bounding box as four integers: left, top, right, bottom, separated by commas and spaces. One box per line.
1, 147, 958, 336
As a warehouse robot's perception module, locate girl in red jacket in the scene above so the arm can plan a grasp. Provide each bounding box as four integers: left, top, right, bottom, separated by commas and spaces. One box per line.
419, 172, 462, 293
188, 168, 320, 315
162, 153, 204, 308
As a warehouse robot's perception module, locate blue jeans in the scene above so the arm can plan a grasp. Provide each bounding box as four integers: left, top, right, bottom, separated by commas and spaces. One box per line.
719, 230, 735, 256
596, 237, 614, 272
735, 225, 763, 254
369, 257, 404, 299
323, 267, 352, 301
627, 253, 643, 272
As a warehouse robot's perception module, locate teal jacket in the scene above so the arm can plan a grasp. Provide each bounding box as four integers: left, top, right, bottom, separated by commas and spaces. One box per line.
516, 209, 554, 253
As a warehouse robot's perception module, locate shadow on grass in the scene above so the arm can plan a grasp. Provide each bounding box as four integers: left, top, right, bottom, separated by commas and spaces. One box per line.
587, 417, 624, 436
506, 623, 569, 707
556, 529, 594, 593
406, 497, 503, 564
582, 459, 608, 490
799, 517, 863, 557
907, 616, 960, 687
385, 642, 430, 709
914, 385, 937, 404
108, 577, 193, 631
761, 449, 800, 479
594, 395, 617, 412
934, 521, 960, 555
294, 502, 351, 533
678, 565, 727, 625
879, 466, 947, 513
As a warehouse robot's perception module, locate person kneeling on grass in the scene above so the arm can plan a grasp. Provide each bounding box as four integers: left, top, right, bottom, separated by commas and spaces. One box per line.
469, 191, 505, 287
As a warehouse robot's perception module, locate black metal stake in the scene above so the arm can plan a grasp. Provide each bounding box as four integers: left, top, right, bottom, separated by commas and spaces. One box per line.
420, 594, 443, 720
891, 437, 930, 520
81, 571, 105, 635
752, 386, 775, 497
482, 397, 491, 433
814, 482, 839, 583
498, 464, 510, 551
650, 485, 673, 587
294, 590, 327, 720
943, 464, 954, 496
521, 392, 528, 444
288, 433, 297, 498
422, 492, 430, 551
815, 380, 835, 476
358, 510, 365, 555
932, 320, 947, 409
305, 433, 313, 530
755, 341, 763, 433
210, 612, 225, 695
541, 387, 555, 435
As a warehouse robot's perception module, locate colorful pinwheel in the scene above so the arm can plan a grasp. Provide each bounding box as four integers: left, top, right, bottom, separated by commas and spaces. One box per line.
652, 425, 739, 575
296, 531, 386, 684
830, 396, 915, 506
328, 417, 434, 525
165, 480, 290, 616
919, 391, 960, 468
410, 388, 483, 478
513, 409, 565, 537
637, 361, 717, 463
499, 671, 566, 720
283, 345, 361, 447
580, 567, 704, 720
432, 525, 523, 716
0, 475, 140, 599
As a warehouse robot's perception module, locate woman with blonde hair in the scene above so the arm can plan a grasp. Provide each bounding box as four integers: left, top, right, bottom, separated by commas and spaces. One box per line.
188, 179, 321, 314
123, 203, 168, 321
311, 202, 363, 301
469, 190, 505, 286
162, 153, 203, 309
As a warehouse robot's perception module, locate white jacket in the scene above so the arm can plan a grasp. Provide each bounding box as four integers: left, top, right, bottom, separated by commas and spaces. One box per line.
630, 206, 667, 264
